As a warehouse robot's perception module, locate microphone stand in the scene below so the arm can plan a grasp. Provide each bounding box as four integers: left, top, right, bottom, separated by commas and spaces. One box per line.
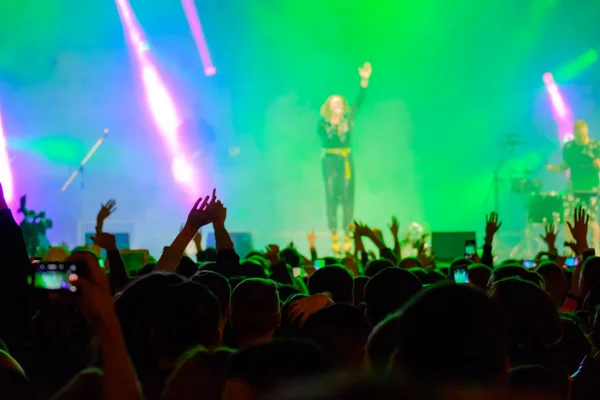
483, 134, 523, 213
60, 129, 109, 243
61, 129, 109, 193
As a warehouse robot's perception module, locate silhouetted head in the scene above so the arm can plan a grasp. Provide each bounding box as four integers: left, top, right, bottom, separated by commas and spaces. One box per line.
535, 262, 569, 308
364, 268, 422, 327
162, 347, 234, 400
489, 278, 562, 364
230, 278, 281, 346
308, 266, 354, 303
304, 303, 370, 369
223, 338, 331, 399
391, 284, 509, 387
364, 259, 395, 277
192, 270, 232, 323
581, 256, 600, 299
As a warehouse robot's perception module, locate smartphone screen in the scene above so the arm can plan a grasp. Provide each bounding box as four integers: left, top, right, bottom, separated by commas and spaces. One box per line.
32, 262, 81, 292
564, 257, 578, 271
522, 260, 536, 269
292, 267, 301, 278
314, 259, 325, 269
464, 240, 476, 259
453, 267, 469, 284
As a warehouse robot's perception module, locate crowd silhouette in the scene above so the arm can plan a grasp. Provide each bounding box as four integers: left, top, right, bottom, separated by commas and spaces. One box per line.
0, 183, 599, 399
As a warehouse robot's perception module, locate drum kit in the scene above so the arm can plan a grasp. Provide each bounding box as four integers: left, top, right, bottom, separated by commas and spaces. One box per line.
509, 183, 599, 258
489, 134, 598, 259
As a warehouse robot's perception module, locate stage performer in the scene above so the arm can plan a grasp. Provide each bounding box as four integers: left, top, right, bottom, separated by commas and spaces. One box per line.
318, 61, 372, 253
547, 119, 600, 250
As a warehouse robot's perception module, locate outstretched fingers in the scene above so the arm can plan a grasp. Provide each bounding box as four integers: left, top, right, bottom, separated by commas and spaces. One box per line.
191, 196, 204, 211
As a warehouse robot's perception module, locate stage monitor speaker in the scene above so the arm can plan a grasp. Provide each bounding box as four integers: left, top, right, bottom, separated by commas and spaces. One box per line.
206, 232, 253, 258
431, 231, 476, 262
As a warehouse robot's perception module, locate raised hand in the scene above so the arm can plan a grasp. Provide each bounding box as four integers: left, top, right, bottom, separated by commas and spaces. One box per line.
539, 223, 558, 251
91, 232, 118, 251
389, 216, 400, 237
264, 244, 281, 265
484, 212, 502, 245
96, 200, 117, 233
185, 189, 218, 231
307, 229, 317, 248
567, 206, 589, 253
211, 199, 227, 228
353, 220, 371, 238
358, 62, 372, 80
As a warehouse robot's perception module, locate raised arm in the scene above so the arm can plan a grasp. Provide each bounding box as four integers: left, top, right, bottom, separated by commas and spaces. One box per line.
211, 201, 241, 278
349, 62, 372, 119
154, 189, 219, 273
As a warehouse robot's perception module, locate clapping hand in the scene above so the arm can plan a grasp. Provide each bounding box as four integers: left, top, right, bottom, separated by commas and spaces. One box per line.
185, 189, 219, 231
211, 199, 227, 228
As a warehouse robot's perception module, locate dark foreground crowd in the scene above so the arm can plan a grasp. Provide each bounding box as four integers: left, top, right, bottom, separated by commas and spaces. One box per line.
0, 185, 600, 400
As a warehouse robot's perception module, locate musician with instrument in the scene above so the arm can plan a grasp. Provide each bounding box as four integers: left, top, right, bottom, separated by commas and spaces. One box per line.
547, 120, 600, 249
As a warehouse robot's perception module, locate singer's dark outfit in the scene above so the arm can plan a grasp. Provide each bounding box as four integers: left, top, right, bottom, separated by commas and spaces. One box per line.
317, 86, 366, 232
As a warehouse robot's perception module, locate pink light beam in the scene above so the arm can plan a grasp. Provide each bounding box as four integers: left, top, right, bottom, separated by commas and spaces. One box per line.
0, 109, 14, 203
114, 0, 200, 197
543, 72, 574, 143
181, 0, 216, 76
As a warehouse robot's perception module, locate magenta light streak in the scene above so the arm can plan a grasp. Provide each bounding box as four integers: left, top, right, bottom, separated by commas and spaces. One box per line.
114, 0, 200, 197
543, 72, 574, 143
0, 109, 14, 203
181, 0, 216, 76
